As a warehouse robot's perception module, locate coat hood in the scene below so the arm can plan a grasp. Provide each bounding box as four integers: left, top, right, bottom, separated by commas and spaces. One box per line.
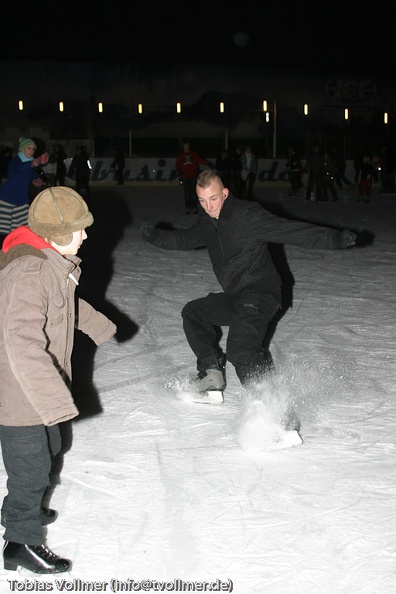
0, 226, 58, 271
2, 226, 53, 253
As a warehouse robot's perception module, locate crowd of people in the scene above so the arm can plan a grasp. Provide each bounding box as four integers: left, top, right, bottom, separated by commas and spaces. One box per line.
298, 144, 393, 205
175, 140, 396, 212
0, 136, 392, 252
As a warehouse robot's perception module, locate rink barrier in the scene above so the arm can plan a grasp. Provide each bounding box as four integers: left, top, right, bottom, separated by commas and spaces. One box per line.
63, 158, 357, 184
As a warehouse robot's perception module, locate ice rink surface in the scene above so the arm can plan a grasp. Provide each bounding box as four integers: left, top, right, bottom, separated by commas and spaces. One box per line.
1, 181, 395, 592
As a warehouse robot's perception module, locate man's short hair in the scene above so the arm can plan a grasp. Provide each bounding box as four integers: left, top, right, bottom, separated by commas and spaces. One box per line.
197, 169, 222, 189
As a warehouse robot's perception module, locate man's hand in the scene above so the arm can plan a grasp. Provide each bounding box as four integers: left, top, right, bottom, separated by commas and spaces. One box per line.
140, 221, 155, 239
341, 229, 357, 247
332, 229, 357, 249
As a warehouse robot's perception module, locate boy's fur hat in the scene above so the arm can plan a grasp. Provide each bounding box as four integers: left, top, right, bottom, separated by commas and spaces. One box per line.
28, 186, 93, 246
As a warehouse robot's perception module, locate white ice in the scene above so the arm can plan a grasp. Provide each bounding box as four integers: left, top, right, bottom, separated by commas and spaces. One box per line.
0, 183, 395, 592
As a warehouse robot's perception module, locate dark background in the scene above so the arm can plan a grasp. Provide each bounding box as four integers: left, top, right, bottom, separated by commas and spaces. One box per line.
1, 2, 393, 161
1, 2, 391, 72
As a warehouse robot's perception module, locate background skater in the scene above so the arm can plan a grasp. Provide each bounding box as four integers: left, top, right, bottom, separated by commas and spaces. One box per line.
176, 141, 210, 214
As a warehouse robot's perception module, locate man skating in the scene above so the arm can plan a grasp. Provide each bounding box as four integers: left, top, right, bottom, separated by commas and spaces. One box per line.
141, 170, 357, 403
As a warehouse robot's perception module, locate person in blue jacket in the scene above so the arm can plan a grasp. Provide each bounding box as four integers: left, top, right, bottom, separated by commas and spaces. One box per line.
0, 137, 48, 241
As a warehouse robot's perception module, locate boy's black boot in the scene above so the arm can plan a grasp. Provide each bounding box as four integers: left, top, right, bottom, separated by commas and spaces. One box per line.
3, 541, 71, 573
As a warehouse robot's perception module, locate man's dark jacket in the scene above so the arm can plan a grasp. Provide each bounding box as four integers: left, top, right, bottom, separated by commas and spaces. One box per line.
144, 194, 349, 296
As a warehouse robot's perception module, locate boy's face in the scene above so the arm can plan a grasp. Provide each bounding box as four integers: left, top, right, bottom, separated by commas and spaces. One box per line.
54, 229, 87, 256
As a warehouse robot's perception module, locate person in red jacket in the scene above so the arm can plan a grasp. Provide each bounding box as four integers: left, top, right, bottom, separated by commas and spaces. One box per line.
176, 141, 209, 214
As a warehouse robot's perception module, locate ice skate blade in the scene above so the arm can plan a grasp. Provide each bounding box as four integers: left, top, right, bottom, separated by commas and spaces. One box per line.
191, 390, 224, 404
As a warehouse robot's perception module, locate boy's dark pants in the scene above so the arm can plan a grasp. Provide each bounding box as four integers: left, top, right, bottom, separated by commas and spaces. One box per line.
0, 424, 61, 545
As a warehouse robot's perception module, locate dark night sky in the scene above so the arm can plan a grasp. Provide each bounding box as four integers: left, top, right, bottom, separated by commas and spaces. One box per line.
1, 3, 392, 75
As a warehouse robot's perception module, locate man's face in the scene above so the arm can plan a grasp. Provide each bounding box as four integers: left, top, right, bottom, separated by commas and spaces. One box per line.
197, 179, 228, 219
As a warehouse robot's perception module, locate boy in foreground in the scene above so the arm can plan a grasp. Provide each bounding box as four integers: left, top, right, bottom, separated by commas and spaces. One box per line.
0, 187, 116, 574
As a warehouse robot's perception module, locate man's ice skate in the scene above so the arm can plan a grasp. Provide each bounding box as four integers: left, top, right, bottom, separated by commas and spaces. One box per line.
239, 399, 303, 452
191, 368, 226, 404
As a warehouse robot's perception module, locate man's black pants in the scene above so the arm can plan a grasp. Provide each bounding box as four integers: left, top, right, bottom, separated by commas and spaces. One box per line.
181, 288, 281, 385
